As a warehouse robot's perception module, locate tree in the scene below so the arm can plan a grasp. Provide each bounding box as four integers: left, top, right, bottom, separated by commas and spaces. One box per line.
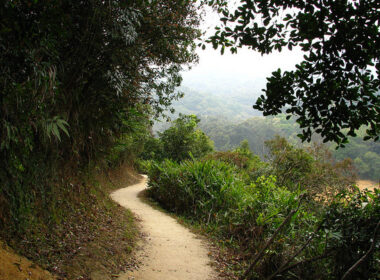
0, 0, 201, 232
265, 136, 357, 196
204, 0, 380, 146
235, 139, 254, 158
1, 0, 200, 163
159, 115, 214, 161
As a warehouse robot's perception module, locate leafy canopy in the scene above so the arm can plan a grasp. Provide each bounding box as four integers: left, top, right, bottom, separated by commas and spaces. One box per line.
204, 0, 380, 146
159, 114, 214, 162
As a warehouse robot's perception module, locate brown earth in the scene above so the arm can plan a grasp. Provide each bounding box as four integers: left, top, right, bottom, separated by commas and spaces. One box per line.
0, 240, 55, 280
0, 163, 141, 280
357, 179, 379, 191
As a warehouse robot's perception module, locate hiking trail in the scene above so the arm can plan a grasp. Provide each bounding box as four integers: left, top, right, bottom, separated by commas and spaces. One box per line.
111, 175, 217, 280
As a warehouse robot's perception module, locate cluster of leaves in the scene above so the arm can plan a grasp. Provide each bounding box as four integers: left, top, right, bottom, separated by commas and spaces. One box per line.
147, 137, 379, 279
140, 114, 214, 163
204, 0, 380, 146
320, 189, 380, 280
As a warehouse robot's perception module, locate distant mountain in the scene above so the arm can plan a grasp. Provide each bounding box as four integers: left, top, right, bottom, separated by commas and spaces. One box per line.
198, 115, 302, 157
153, 85, 260, 133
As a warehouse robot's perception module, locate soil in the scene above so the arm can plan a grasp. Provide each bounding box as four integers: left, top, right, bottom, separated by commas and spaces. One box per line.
0, 241, 55, 280
111, 175, 217, 280
356, 179, 378, 191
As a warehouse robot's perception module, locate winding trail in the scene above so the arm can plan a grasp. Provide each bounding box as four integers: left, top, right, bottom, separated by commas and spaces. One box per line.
111, 176, 217, 280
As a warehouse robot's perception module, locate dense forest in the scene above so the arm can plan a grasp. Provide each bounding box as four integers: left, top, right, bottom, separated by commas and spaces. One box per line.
199, 116, 380, 181
0, 1, 202, 278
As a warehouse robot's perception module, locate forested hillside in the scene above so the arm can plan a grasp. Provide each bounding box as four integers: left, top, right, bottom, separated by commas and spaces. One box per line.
155, 86, 380, 181
167, 86, 262, 121
198, 115, 380, 181
0, 1, 201, 278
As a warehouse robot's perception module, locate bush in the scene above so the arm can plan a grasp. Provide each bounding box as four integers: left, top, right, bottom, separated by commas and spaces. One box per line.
147, 158, 319, 277
158, 115, 214, 162
265, 136, 357, 198
147, 156, 379, 279
148, 159, 242, 218
320, 188, 380, 279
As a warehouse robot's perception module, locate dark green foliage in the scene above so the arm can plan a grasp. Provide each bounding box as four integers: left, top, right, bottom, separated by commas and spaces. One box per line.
204, 0, 380, 146
0, 0, 200, 238
143, 114, 214, 162
147, 139, 378, 278
139, 137, 165, 162
321, 188, 380, 280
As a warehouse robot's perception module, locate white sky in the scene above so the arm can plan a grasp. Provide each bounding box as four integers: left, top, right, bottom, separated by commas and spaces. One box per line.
181, 5, 305, 88
182, 47, 304, 83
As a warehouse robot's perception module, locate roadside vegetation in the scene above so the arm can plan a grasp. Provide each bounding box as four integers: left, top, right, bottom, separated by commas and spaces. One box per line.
141, 116, 379, 279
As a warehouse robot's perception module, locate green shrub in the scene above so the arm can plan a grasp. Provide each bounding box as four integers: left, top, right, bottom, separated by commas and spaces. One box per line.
204, 150, 270, 184
147, 158, 320, 277
147, 157, 379, 279
135, 159, 154, 174
265, 136, 357, 198
148, 158, 242, 218
320, 188, 380, 280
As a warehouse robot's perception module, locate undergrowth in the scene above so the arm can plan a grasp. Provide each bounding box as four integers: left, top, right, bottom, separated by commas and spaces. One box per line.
146, 150, 379, 279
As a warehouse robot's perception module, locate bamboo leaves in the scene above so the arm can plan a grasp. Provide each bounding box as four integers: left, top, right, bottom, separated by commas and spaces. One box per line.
43, 117, 69, 142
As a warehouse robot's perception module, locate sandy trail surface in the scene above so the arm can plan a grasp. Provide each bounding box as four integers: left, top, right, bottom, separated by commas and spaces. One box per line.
111, 176, 217, 280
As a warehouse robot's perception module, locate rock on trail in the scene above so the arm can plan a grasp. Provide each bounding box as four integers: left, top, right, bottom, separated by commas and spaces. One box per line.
111, 176, 217, 280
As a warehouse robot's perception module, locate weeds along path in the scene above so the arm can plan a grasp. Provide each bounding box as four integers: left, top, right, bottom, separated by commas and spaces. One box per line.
111, 175, 217, 280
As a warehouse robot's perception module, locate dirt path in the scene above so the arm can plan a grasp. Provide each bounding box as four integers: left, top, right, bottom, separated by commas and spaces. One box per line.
111, 176, 217, 280
357, 179, 378, 191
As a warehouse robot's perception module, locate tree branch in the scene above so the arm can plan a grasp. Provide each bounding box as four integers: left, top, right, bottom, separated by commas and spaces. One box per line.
341, 220, 380, 280
239, 195, 304, 280
265, 222, 323, 280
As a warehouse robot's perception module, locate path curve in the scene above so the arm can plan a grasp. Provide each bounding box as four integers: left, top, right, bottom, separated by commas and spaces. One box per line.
111, 175, 217, 280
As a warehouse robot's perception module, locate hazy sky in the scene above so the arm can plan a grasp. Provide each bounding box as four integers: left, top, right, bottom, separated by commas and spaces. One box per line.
182, 47, 304, 84
181, 6, 305, 89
